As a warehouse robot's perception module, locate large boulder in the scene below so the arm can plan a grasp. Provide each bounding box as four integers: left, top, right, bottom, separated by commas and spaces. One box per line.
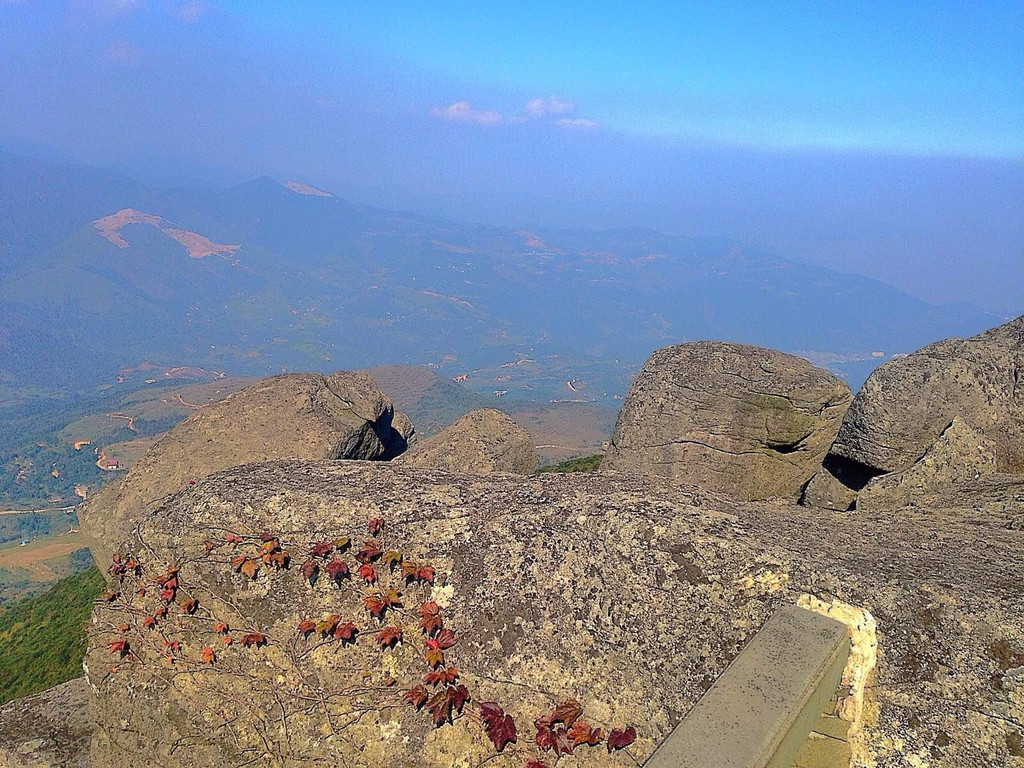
829, 315, 1024, 477
856, 416, 998, 512
0, 678, 90, 768
604, 342, 852, 500
79, 371, 412, 562
397, 408, 537, 474
85, 462, 1023, 768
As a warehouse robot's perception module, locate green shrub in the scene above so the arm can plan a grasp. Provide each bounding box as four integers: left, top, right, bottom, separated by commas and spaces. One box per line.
536, 453, 604, 474
0, 563, 103, 704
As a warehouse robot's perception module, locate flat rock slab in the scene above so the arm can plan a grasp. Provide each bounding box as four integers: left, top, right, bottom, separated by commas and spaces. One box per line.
84, 462, 1024, 768
645, 606, 849, 768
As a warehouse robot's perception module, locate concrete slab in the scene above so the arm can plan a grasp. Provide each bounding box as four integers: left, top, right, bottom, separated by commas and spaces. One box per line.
644, 605, 850, 768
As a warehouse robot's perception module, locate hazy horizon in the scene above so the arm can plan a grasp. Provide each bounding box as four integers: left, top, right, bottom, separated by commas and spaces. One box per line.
1, 1, 1021, 313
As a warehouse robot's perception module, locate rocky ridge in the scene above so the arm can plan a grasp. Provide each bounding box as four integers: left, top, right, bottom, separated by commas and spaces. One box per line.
78, 370, 411, 563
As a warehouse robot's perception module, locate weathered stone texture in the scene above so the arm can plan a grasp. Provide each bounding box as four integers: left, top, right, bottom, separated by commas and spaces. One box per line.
0, 678, 90, 768
830, 316, 1024, 476
85, 461, 1023, 768
397, 408, 537, 474
604, 342, 852, 500
78, 370, 410, 563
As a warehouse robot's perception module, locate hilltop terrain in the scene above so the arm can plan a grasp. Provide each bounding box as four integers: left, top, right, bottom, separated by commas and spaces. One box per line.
0, 150, 1002, 414
0, 317, 1023, 767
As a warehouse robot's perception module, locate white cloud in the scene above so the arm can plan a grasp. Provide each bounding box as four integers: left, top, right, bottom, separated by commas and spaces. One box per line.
557, 117, 598, 129
431, 101, 503, 125
523, 95, 574, 118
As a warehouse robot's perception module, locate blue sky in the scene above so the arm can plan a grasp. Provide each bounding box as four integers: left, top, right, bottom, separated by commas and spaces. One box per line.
224, 1, 1023, 157
0, 1, 1021, 311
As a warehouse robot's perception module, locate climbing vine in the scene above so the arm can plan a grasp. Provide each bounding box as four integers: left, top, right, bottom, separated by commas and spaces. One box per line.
96, 515, 637, 766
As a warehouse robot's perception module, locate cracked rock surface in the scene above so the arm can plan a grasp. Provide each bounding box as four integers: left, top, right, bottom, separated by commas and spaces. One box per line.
604, 342, 852, 500
85, 461, 1023, 768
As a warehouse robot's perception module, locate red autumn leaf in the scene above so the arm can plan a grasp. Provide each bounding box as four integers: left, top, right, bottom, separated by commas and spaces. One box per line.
309, 541, 333, 558
241, 633, 267, 648
333, 622, 358, 643
179, 597, 198, 614
325, 559, 348, 580
424, 647, 445, 668
297, 619, 316, 636
117, 623, 130, 632
135, 586, 146, 597
426, 684, 470, 726
300, 559, 319, 582
265, 550, 290, 568
240, 559, 259, 580
355, 540, 383, 564
606, 726, 636, 753
485, 712, 517, 752
375, 626, 402, 648
357, 563, 377, 584
567, 720, 604, 748
426, 628, 457, 652
213, 621, 229, 634
315, 614, 341, 636
230, 554, 247, 571
479, 702, 504, 727
108, 639, 129, 657
551, 699, 583, 728
368, 517, 384, 536
363, 594, 386, 619
419, 613, 443, 635
221, 635, 233, 646
160, 587, 176, 603
155, 567, 179, 586
142, 615, 157, 629
402, 562, 435, 584
225, 532, 242, 544
403, 685, 428, 709
423, 666, 459, 686
163, 639, 181, 653
535, 716, 574, 756
200, 646, 215, 664
123, 558, 140, 574
418, 601, 440, 616
204, 540, 217, 553
259, 531, 277, 542
154, 606, 168, 618
525, 762, 548, 768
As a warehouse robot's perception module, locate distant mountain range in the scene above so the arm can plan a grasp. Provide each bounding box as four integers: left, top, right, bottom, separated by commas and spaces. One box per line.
0, 149, 1003, 406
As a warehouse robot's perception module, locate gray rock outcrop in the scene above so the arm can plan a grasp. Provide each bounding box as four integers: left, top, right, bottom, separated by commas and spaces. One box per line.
829, 315, 1024, 476
857, 416, 998, 512
85, 461, 1024, 768
78, 370, 411, 562
604, 342, 852, 500
397, 408, 537, 474
0, 678, 90, 768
